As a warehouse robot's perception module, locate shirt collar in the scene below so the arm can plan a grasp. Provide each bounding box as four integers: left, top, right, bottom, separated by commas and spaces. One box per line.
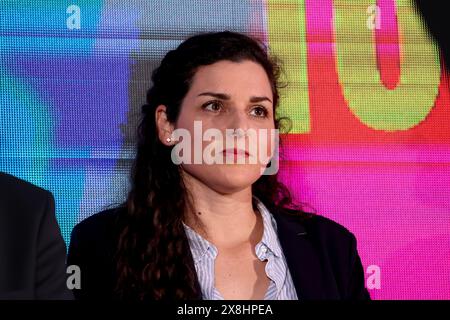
252, 195, 283, 258
182, 221, 216, 264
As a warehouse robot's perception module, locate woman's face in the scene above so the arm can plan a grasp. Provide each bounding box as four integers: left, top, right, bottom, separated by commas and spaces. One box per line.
163, 59, 276, 194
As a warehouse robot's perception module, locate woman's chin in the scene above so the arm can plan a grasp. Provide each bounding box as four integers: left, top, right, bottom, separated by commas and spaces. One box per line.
208, 165, 262, 188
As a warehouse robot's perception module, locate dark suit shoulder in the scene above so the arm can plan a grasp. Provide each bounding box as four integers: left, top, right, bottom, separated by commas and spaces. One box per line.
0, 172, 72, 299
74, 206, 121, 230
275, 207, 355, 243
69, 206, 126, 270
306, 214, 355, 241
68, 207, 126, 300
275, 209, 369, 300
306, 215, 370, 299
0, 172, 53, 241
0, 172, 47, 195
0, 172, 49, 210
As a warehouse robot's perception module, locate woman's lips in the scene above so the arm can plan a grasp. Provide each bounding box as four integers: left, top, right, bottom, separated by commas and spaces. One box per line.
222, 148, 250, 157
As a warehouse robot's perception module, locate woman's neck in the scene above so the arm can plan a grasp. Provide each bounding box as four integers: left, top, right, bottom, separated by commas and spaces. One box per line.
181, 170, 262, 248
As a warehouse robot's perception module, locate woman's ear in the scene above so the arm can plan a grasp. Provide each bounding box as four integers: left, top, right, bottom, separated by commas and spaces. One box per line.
155, 104, 175, 146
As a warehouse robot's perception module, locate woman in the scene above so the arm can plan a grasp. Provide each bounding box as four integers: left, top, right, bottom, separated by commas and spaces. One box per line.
67, 31, 370, 300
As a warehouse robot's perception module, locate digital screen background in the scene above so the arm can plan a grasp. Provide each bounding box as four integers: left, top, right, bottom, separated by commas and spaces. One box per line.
1, 0, 449, 299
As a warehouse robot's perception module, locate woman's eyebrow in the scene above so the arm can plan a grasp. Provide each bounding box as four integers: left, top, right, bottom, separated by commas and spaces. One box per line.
197, 92, 272, 103
197, 92, 230, 100
249, 96, 272, 103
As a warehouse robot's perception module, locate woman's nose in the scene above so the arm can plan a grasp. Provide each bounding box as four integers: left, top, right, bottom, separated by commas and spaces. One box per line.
225, 110, 250, 133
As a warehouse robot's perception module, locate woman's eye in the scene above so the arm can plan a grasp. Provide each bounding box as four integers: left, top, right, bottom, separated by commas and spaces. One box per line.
202, 101, 222, 112
250, 106, 269, 118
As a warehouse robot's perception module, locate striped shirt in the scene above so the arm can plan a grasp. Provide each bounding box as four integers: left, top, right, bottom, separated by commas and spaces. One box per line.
182, 195, 299, 300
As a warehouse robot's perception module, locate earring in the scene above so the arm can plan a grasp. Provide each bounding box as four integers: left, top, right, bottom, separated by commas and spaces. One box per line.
166, 137, 172, 143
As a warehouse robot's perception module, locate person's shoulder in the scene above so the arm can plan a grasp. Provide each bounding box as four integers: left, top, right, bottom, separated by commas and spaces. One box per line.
0, 172, 49, 201
68, 207, 126, 299
0, 172, 53, 224
72, 206, 125, 234
308, 214, 355, 241
70, 206, 126, 245
278, 207, 356, 244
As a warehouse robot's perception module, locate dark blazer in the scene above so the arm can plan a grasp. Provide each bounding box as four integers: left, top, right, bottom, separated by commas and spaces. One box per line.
0, 172, 73, 300
67, 206, 371, 300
